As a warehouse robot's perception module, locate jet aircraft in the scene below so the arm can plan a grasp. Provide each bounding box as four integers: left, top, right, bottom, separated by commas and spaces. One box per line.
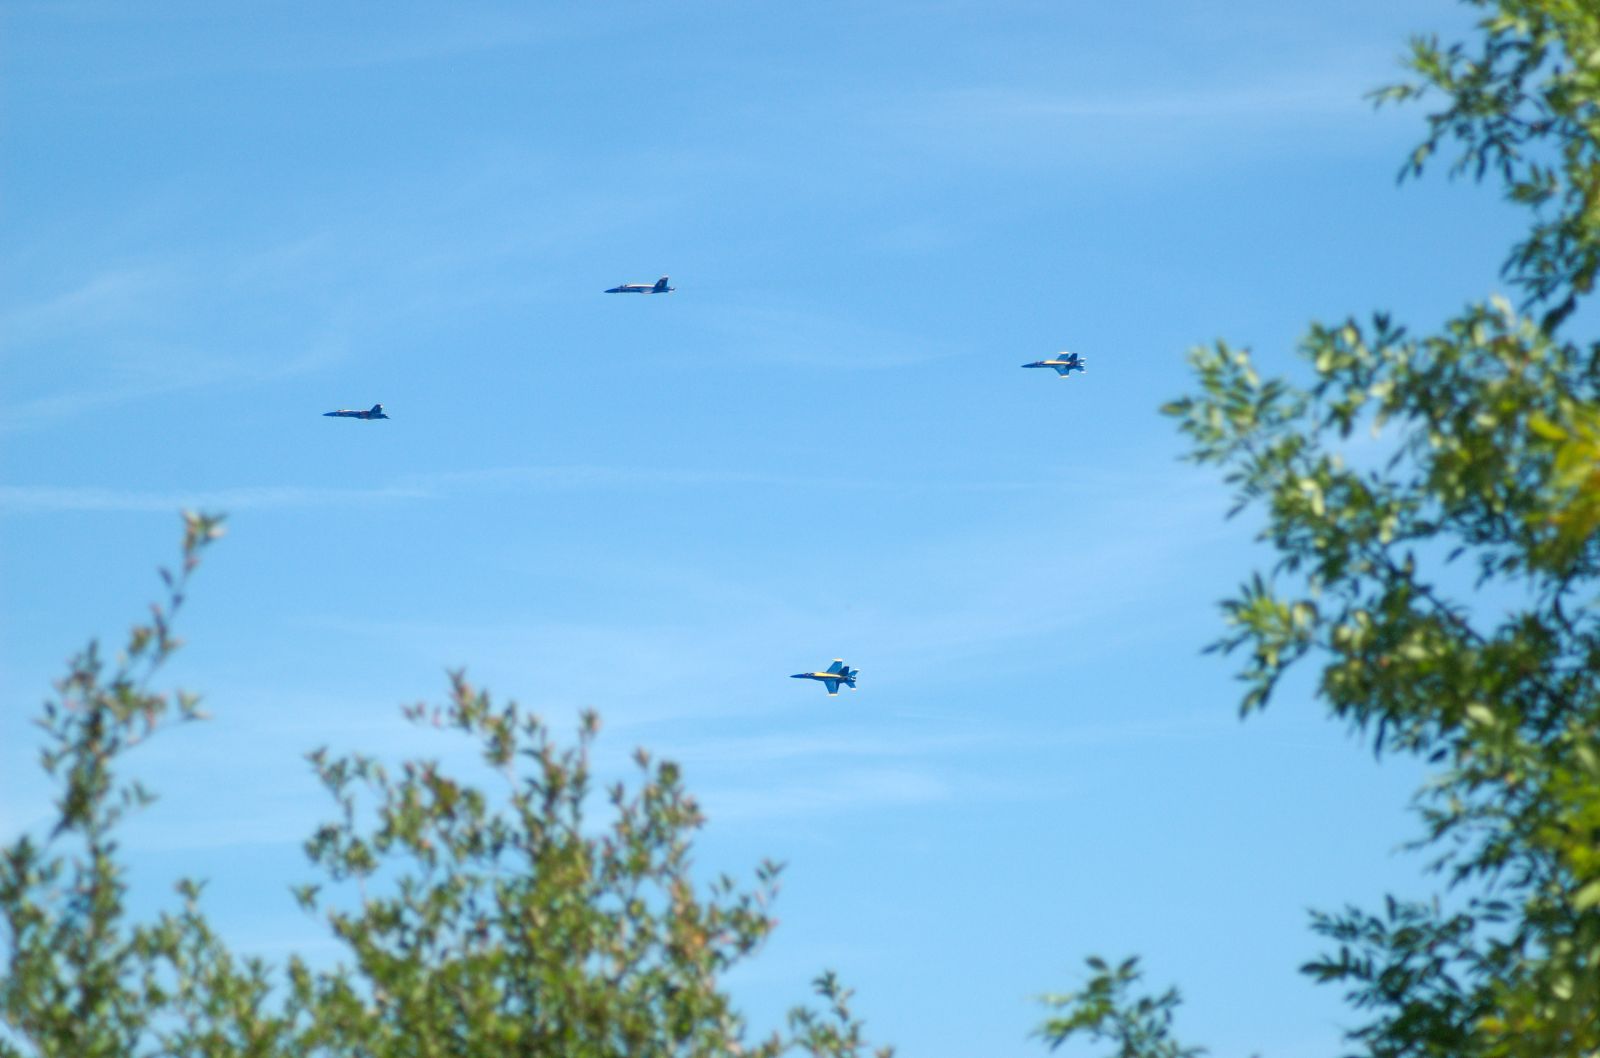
791, 659, 859, 696
1022, 352, 1087, 377
324, 403, 389, 420
605, 276, 674, 294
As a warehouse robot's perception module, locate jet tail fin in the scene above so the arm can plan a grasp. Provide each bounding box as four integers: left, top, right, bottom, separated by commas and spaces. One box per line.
653, 276, 670, 292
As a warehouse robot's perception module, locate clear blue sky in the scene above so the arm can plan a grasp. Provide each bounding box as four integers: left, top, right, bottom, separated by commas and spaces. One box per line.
2, 2, 1522, 1055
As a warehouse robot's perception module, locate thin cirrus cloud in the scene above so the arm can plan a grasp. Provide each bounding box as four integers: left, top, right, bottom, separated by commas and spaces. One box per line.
0, 482, 431, 514
0, 332, 351, 435
639, 710, 1233, 770
942, 77, 1378, 123
0, 256, 356, 433
0, 268, 171, 348
888, 58, 1415, 166
695, 766, 950, 825
273, 479, 1233, 725
0, 463, 1082, 515
698, 302, 962, 370
0, 152, 689, 434
28, 5, 583, 89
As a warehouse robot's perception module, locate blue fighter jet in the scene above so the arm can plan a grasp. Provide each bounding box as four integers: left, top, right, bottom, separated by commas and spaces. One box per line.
1022, 352, 1087, 377
791, 659, 858, 696
324, 403, 389, 420
605, 275, 673, 294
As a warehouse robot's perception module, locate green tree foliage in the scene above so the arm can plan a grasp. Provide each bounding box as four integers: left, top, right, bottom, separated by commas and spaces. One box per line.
1, 514, 890, 1058
1041, 1, 1600, 1054
1035, 958, 1201, 1058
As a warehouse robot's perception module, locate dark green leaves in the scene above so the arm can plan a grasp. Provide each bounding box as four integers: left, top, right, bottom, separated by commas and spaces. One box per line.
1155, 2, 1600, 1050
1035, 958, 1201, 1058
3, 518, 889, 1058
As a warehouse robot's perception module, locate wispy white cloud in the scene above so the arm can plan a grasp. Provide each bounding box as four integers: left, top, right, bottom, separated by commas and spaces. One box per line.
0, 382, 182, 435
0, 138, 693, 434
267, 469, 1236, 734
0, 789, 53, 840
0, 483, 430, 514
655, 727, 1003, 766
0, 268, 171, 347
699, 302, 961, 370
423, 463, 1060, 494
0, 332, 351, 434
938, 77, 1376, 125
676, 710, 1242, 827
860, 220, 958, 256
0, 251, 357, 433
878, 53, 1415, 169
124, 808, 318, 854
648, 710, 1234, 770
226, 12, 558, 78
27, 5, 593, 87
698, 766, 949, 824
0, 461, 1083, 515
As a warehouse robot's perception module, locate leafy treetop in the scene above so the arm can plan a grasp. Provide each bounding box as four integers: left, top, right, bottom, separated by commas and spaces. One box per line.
2, 513, 891, 1058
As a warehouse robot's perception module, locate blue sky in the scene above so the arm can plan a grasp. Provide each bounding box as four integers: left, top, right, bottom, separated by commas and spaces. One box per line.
2, 2, 1526, 1055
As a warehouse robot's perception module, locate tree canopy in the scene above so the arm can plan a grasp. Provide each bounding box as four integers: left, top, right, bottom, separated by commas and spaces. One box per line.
8, 2, 1600, 1056
1, 514, 891, 1058
1043, 1, 1600, 1054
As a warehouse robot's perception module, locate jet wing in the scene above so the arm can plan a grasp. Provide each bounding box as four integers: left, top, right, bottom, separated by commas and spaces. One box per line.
822, 679, 840, 695
826, 660, 845, 674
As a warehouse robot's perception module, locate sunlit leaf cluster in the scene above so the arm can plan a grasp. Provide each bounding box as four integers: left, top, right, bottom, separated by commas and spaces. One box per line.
1154, 1, 1600, 1052
1039, 3, 1600, 1055
289, 678, 785, 1057
2, 517, 890, 1058
1378, 0, 1600, 329
1035, 958, 1201, 1058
